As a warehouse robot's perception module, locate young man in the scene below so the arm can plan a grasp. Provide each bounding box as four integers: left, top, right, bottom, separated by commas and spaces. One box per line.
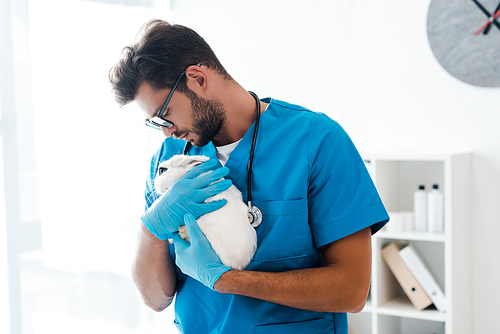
109, 19, 388, 334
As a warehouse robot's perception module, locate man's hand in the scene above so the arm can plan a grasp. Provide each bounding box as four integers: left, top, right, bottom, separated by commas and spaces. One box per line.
172, 213, 231, 289
141, 159, 232, 240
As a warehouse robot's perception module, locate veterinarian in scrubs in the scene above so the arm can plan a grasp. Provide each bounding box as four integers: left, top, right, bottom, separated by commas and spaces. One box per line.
109, 20, 389, 334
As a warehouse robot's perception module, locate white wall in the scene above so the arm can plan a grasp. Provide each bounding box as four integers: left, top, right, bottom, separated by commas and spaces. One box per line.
170, 1, 499, 332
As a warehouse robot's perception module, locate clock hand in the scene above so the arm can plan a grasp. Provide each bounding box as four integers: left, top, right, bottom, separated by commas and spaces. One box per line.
474, 8, 500, 35
472, 0, 493, 17
483, 19, 493, 35
472, 0, 500, 31
483, 1, 500, 34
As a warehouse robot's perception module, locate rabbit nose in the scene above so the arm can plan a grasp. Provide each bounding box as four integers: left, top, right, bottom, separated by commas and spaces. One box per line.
158, 167, 168, 176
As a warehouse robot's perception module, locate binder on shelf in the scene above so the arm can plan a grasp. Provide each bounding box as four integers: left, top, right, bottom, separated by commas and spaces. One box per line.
399, 244, 447, 313
381, 243, 433, 310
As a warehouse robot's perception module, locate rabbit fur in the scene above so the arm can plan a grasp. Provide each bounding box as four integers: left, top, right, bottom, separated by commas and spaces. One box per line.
154, 155, 257, 270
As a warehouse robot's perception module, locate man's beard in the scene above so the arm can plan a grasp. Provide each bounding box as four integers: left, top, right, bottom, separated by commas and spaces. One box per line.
184, 93, 226, 147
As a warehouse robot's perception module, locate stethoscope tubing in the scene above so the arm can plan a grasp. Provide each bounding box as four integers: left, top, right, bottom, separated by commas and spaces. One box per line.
182, 91, 263, 227
247, 91, 260, 208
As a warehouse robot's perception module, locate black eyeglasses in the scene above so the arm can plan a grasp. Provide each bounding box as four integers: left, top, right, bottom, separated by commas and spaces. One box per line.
145, 63, 201, 130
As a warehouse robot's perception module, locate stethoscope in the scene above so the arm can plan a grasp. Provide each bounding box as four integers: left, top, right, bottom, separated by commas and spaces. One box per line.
183, 91, 263, 228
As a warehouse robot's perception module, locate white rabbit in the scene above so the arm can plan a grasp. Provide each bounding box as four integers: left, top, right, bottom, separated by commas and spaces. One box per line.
154, 155, 257, 270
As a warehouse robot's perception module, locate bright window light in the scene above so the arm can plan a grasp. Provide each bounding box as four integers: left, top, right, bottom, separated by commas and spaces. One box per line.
2, 0, 176, 333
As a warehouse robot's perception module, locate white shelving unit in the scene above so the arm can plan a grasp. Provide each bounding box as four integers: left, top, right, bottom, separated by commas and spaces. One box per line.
349, 152, 471, 334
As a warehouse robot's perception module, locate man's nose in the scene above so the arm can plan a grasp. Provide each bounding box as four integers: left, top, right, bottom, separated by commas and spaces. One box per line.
161, 126, 175, 137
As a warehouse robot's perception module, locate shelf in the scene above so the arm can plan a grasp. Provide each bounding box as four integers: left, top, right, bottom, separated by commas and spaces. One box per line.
378, 294, 446, 322
376, 230, 446, 242
353, 152, 472, 334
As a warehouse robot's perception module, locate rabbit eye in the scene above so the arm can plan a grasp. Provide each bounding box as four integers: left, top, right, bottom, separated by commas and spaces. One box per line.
158, 167, 168, 176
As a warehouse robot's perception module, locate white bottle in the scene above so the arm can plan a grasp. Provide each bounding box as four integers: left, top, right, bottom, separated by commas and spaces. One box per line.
427, 184, 444, 233
413, 185, 427, 232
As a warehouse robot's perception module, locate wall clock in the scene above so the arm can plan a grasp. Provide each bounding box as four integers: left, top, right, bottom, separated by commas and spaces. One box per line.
427, 0, 500, 87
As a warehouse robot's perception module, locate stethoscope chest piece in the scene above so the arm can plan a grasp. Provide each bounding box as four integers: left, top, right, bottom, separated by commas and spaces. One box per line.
248, 204, 263, 228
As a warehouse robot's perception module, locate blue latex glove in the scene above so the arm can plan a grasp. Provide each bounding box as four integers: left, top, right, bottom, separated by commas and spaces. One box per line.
172, 213, 231, 290
141, 159, 232, 240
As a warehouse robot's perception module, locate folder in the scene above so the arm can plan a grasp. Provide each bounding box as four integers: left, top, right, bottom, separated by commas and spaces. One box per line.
399, 244, 447, 313
381, 243, 433, 310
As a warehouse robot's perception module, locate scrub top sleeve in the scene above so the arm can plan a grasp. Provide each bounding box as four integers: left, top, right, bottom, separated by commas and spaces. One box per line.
144, 148, 162, 210
307, 114, 388, 248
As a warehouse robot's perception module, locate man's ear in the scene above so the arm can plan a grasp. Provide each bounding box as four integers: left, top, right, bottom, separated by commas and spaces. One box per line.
185, 65, 207, 93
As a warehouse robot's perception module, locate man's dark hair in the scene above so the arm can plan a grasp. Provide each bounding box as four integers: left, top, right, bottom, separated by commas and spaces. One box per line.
109, 19, 230, 107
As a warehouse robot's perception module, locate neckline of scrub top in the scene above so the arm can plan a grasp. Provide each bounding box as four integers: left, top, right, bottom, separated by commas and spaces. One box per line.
216, 139, 242, 166
223, 97, 277, 200
187, 97, 277, 200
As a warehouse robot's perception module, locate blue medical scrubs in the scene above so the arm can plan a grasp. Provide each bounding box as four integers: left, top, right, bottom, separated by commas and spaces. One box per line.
144, 98, 389, 334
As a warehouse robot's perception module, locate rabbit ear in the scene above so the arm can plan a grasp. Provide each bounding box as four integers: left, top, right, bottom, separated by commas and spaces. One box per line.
187, 160, 203, 167
185, 155, 210, 168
